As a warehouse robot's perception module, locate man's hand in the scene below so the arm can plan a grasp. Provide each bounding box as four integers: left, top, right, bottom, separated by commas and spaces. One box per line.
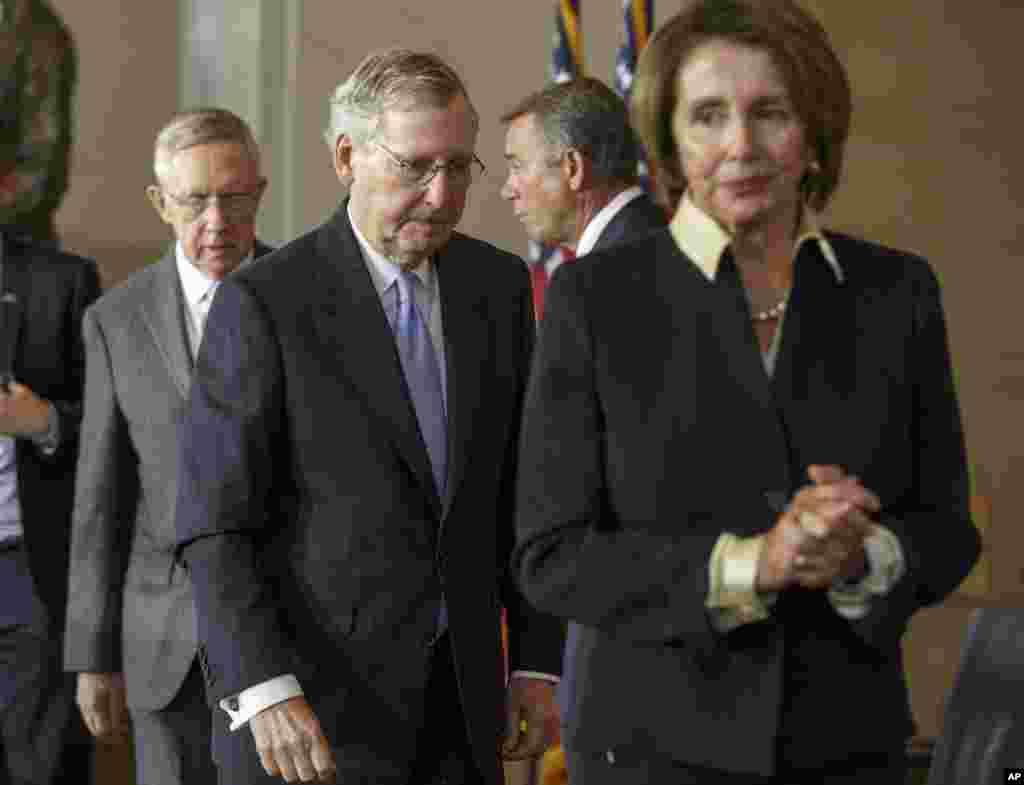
757, 465, 879, 592
0, 382, 50, 438
76, 672, 129, 742
249, 696, 336, 783
501, 677, 559, 762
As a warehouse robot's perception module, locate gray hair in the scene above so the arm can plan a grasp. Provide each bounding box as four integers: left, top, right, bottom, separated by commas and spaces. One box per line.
323, 48, 477, 148
501, 78, 640, 186
153, 107, 260, 184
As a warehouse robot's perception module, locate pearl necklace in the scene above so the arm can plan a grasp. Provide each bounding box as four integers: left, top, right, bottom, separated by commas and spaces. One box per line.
751, 291, 790, 322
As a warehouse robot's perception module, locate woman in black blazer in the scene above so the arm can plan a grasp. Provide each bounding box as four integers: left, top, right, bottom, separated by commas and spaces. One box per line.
513, 2, 981, 783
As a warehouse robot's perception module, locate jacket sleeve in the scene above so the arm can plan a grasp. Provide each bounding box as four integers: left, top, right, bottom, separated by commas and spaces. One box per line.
845, 260, 980, 650
63, 306, 135, 672
175, 277, 295, 703
500, 261, 564, 677
40, 258, 99, 464
513, 265, 722, 656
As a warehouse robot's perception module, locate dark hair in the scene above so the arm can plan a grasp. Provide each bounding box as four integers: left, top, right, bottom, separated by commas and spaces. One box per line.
631, 0, 850, 211
501, 77, 640, 186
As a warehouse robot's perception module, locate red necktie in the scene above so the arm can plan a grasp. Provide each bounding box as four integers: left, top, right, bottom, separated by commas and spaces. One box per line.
530, 246, 575, 322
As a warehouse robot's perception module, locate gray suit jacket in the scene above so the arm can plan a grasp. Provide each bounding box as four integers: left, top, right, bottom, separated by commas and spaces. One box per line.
63, 244, 270, 711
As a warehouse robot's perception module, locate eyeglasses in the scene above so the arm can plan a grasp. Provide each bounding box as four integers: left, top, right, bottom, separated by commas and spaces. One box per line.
161, 184, 264, 223
372, 141, 485, 189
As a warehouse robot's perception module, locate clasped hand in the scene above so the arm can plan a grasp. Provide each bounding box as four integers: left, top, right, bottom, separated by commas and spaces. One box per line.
757, 465, 880, 592
0, 382, 50, 438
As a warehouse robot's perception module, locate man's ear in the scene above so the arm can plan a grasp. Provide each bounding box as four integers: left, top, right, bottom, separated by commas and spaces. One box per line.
145, 185, 173, 225
334, 135, 355, 184
564, 148, 587, 192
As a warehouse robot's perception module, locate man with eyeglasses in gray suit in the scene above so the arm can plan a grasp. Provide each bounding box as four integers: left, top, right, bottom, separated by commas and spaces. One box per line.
63, 107, 273, 785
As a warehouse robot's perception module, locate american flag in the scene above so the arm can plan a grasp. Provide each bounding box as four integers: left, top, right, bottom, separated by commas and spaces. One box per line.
551, 0, 584, 83
614, 0, 652, 98
529, 0, 585, 320
615, 0, 653, 190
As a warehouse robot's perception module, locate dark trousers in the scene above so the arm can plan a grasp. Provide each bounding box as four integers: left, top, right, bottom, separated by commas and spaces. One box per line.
131, 660, 217, 785
566, 744, 907, 785
0, 546, 89, 785
407, 633, 485, 785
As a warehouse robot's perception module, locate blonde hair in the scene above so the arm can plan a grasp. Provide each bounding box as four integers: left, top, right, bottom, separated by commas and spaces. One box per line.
323, 48, 477, 148
153, 107, 260, 184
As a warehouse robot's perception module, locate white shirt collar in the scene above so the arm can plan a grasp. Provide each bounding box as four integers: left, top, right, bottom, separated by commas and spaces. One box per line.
174, 241, 255, 306
346, 201, 435, 298
575, 185, 646, 257
668, 193, 843, 283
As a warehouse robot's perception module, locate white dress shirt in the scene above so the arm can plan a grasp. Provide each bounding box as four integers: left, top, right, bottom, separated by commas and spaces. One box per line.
174, 243, 254, 360
574, 185, 646, 258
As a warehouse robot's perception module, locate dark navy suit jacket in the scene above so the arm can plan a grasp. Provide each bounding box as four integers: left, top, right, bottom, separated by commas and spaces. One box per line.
516, 228, 979, 775
552, 191, 666, 719
177, 206, 563, 784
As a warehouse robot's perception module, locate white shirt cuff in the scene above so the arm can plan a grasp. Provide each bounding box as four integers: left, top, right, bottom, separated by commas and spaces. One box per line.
828, 524, 906, 619
219, 674, 303, 731
509, 670, 560, 685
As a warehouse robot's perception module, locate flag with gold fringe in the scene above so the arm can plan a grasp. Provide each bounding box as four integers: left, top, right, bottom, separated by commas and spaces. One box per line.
529, 0, 585, 321
552, 0, 584, 83
615, 0, 654, 192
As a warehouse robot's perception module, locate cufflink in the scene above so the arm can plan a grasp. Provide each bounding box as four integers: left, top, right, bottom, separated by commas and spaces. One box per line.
606, 749, 616, 765
226, 696, 240, 712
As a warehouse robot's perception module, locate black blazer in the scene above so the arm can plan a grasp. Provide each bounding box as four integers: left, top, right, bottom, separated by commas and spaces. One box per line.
588, 192, 666, 254
176, 207, 562, 783
0, 232, 99, 619
555, 191, 666, 717
514, 228, 980, 776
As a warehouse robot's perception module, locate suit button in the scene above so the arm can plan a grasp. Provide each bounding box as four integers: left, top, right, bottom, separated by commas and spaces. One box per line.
764, 490, 787, 514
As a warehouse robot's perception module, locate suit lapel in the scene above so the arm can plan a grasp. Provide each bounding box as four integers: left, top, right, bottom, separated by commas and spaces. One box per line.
771, 241, 856, 467
434, 241, 486, 517
310, 210, 442, 516
139, 251, 193, 399
2, 245, 28, 377
708, 249, 779, 418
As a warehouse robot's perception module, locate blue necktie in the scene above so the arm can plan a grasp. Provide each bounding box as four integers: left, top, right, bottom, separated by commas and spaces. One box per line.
394, 270, 447, 498
393, 271, 448, 635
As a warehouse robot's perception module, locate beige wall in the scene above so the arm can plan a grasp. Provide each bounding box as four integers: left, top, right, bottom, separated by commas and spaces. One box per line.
802, 1, 1024, 739
42, 0, 1023, 746
48, 0, 179, 286
297, 2, 680, 245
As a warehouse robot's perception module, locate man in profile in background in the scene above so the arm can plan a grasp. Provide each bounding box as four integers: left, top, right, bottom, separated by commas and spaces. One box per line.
501, 77, 664, 319
501, 77, 664, 782
63, 107, 271, 785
